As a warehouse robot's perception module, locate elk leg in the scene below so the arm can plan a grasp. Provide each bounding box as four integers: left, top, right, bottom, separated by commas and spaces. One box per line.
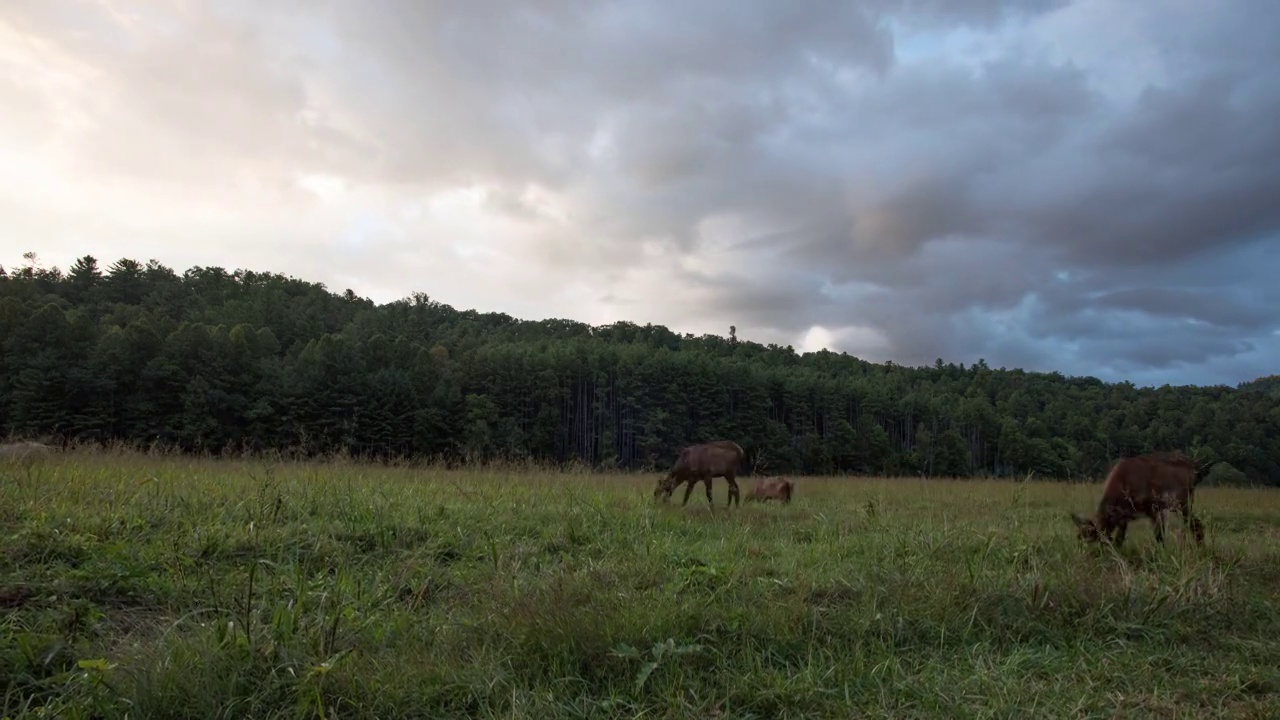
1148, 508, 1166, 544
1179, 501, 1205, 545
680, 479, 696, 506
725, 474, 740, 508
1110, 521, 1128, 548
1188, 514, 1205, 545
703, 477, 714, 508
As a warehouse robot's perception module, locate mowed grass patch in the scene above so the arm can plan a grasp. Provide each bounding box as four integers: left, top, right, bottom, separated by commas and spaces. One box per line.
2, 451, 1279, 719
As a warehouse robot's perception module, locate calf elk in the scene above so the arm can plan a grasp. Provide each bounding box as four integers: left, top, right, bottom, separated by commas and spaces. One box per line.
1070, 451, 1209, 548
745, 477, 794, 504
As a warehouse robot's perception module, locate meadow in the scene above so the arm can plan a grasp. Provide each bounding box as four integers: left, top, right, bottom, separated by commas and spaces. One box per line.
3, 450, 1280, 719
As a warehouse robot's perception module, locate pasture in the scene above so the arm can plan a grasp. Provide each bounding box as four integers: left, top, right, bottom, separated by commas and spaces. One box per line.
3, 451, 1280, 718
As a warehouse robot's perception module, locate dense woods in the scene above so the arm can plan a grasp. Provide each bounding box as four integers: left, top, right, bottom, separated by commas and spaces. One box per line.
2, 252, 1278, 485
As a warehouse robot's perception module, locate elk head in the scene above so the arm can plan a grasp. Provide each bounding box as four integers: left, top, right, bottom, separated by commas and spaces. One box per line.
1070, 512, 1102, 543
653, 475, 676, 502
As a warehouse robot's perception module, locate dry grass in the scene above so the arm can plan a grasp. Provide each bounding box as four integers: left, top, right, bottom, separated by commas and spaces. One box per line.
2, 448, 1279, 718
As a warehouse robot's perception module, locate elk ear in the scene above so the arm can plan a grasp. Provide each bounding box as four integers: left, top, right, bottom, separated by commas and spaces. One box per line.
1070, 512, 1092, 528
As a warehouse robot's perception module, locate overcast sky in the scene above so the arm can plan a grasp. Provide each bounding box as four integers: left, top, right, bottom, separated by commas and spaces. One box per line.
2, 1, 1278, 388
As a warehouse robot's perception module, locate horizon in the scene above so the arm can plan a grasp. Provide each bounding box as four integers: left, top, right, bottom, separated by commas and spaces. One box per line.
2, 2, 1278, 388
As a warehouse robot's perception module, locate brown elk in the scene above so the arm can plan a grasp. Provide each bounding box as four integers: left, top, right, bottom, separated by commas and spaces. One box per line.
1070, 451, 1210, 548
745, 477, 794, 504
742, 450, 792, 504
653, 440, 746, 509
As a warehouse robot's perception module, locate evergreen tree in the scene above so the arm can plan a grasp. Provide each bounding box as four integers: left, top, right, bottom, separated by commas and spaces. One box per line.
1, 251, 1276, 486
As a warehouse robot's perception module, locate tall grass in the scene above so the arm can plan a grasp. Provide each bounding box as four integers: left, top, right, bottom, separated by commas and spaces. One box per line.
3, 449, 1279, 718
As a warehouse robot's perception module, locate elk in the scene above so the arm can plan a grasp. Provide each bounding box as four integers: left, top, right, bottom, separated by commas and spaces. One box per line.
1070, 451, 1210, 548
653, 440, 746, 509
0, 440, 54, 465
742, 450, 792, 504
745, 477, 794, 504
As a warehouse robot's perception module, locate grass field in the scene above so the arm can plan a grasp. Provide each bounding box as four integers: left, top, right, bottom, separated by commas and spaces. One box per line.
3, 451, 1280, 719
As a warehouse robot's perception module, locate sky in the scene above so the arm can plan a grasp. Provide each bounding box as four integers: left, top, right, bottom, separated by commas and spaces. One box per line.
2, 0, 1278, 388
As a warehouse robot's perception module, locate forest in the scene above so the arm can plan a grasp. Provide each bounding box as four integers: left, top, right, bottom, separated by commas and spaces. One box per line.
2, 252, 1278, 485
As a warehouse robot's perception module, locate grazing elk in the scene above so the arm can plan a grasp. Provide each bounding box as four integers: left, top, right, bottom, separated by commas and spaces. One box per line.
1070, 451, 1210, 548
746, 477, 794, 505
653, 440, 746, 509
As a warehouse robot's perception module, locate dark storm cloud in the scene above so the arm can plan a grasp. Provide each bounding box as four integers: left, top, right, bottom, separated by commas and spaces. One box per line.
1086, 288, 1275, 333
5, 0, 1278, 386
1005, 75, 1280, 266
553, 2, 1280, 383
307, 0, 1084, 244
682, 267, 853, 333
884, 0, 1072, 27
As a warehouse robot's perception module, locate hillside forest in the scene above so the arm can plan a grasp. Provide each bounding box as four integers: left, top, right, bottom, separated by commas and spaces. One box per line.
2, 253, 1278, 485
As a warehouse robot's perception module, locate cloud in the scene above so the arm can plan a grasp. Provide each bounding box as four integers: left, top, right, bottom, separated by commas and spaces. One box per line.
2, 0, 1278, 387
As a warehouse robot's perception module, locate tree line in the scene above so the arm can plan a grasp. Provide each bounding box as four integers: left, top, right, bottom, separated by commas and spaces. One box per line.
2, 252, 1277, 485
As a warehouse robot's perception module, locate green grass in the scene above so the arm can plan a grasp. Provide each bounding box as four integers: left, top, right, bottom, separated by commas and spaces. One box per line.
3, 450, 1280, 719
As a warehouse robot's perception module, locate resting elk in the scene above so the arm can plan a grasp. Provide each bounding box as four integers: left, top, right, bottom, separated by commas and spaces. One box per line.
746, 478, 794, 505
653, 440, 746, 509
1070, 451, 1210, 548
0, 440, 54, 467
738, 451, 792, 505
